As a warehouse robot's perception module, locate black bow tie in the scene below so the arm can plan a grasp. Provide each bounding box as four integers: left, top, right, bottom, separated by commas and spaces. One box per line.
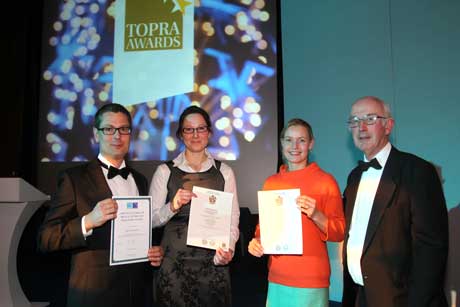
98, 160, 130, 179
358, 158, 382, 172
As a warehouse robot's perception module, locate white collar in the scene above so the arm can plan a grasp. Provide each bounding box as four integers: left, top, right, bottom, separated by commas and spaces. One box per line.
172, 148, 216, 169
98, 153, 126, 169
364, 142, 392, 169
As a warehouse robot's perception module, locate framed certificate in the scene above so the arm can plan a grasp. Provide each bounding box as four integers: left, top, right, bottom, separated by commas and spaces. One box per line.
109, 196, 152, 266
186, 186, 233, 251
258, 189, 302, 254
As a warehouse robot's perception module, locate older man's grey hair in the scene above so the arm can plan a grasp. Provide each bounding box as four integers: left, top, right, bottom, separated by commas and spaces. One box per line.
354, 96, 393, 118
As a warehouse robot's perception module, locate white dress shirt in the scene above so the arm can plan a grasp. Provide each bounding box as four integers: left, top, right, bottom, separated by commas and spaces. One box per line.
149, 149, 240, 252
347, 142, 392, 285
81, 154, 139, 237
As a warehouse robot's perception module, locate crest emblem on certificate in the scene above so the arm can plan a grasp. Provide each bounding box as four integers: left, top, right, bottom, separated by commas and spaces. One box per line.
275, 195, 283, 206
209, 194, 217, 205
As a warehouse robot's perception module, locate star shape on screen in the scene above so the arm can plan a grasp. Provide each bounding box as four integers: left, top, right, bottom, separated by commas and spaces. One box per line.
171, 0, 192, 15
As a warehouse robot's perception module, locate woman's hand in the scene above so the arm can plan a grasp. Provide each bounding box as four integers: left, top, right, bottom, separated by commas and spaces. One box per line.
296, 195, 317, 218
214, 248, 234, 265
297, 195, 328, 233
171, 188, 197, 212
148, 246, 164, 267
248, 238, 264, 257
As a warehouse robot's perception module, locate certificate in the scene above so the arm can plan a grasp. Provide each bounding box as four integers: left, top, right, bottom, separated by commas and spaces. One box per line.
186, 186, 233, 251
109, 196, 152, 266
258, 189, 302, 254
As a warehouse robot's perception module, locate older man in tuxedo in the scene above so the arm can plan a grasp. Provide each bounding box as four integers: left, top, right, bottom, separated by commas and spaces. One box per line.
38, 103, 163, 307
342, 96, 448, 307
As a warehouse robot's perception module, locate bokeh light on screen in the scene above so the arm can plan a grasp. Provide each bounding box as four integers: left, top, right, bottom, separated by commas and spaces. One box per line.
39, 0, 277, 162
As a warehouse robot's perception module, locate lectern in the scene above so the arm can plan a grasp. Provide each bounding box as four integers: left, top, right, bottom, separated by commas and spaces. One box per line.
0, 178, 50, 307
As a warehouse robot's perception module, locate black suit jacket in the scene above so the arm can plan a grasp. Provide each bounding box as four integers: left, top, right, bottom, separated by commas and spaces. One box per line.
38, 160, 153, 307
342, 147, 448, 307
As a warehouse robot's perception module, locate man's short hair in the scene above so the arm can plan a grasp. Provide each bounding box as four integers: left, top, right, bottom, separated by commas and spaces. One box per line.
354, 96, 393, 118
94, 103, 132, 128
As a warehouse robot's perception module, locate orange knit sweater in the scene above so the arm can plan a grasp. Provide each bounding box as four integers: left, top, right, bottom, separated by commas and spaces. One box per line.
255, 162, 345, 288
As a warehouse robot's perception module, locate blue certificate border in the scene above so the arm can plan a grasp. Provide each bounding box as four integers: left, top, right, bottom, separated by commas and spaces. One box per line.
110, 196, 152, 265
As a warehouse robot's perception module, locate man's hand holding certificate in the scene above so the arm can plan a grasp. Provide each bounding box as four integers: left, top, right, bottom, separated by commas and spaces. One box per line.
187, 186, 233, 251
110, 196, 152, 266
257, 189, 302, 254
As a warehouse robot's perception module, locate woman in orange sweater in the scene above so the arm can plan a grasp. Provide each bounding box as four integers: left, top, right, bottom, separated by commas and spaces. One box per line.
248, 118, 345, 307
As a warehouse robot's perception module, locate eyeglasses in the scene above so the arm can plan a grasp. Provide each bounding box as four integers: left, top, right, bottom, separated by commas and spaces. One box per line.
182, 126, 209, 134
347, 114, 388, 128
96, 126, 132, 135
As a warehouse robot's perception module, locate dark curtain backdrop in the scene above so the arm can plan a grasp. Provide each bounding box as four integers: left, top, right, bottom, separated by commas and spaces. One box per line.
2, 0, 43, 183
1, 1, 70, 305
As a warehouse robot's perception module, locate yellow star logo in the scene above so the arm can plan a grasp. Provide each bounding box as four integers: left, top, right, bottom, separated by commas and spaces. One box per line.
171, 0, 192, 16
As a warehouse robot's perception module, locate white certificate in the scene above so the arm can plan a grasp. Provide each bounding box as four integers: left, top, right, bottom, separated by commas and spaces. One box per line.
186, 186, 233, 251
109, 196, 152, 266
258, 189, 302, 254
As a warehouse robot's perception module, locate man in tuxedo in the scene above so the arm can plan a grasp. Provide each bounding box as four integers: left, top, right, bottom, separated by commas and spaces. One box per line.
38, 103, 163, 307
342, 96, 448, 307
